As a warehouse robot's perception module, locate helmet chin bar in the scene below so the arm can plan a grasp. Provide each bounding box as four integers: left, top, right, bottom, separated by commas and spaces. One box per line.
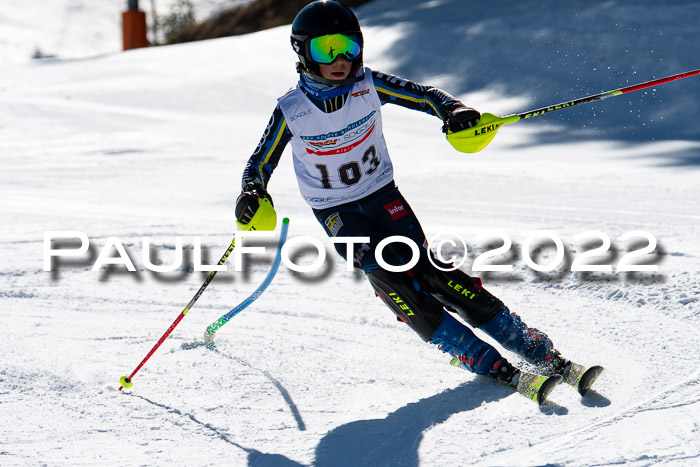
296, 61, 364, 87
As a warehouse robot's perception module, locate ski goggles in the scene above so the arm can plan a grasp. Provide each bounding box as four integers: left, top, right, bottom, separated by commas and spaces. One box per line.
308, 33, 362, 64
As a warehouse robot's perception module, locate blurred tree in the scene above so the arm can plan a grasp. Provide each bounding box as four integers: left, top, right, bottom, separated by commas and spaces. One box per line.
171, 0, 373, 43
150, 0, 160, 45
160, 0, 197, 44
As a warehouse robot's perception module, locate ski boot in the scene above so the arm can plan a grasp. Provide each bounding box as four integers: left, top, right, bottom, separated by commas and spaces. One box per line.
432, 312, 561, 406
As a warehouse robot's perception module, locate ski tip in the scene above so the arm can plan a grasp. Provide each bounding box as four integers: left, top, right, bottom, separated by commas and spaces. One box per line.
578, 366, 604, 397
537, 375, 562, 405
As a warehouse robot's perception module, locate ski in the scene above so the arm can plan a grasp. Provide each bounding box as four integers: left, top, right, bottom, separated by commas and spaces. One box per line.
562, 363, 604, 396
512, 371, 562, 405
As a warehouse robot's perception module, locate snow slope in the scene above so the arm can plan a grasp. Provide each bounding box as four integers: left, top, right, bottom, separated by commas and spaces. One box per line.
0, 0, 254, 63
1, 0, 699, 465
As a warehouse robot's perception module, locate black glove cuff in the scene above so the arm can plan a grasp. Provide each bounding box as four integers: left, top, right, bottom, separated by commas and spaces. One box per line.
235, 183, 273, 224
442, 107, 481, 134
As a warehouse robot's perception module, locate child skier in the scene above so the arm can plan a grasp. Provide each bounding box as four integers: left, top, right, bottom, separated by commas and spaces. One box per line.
234, 0, 600, 403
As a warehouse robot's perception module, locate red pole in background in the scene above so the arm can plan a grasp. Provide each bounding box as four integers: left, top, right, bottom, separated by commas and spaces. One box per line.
122, 0, 149, 50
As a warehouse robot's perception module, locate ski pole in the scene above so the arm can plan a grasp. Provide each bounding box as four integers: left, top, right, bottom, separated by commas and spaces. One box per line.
204, 218, 289, 341
447, 68, 700, 153
118, 239, 236, 391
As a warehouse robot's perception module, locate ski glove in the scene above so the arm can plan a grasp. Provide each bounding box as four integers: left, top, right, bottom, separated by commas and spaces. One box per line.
442, 106, 481, 134
235, 183, 273, 225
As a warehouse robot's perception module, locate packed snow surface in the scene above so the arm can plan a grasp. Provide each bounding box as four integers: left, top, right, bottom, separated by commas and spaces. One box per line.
1, 0, 699, 465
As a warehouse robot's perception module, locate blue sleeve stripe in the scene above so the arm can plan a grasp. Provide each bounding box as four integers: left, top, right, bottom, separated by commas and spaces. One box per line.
374, 84, 442, 119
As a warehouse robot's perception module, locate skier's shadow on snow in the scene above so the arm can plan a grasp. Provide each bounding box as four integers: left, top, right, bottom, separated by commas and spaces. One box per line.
313, 380, 560, 467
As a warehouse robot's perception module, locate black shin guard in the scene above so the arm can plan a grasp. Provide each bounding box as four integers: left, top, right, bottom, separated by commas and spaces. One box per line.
366, 268, 444, 342
419, 254, 504, 327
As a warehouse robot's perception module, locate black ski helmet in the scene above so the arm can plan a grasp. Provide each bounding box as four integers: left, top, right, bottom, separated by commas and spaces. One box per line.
290, 1, 364, 86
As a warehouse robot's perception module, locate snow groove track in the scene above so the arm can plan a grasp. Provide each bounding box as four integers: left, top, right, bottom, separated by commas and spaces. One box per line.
123, 391, 308, 466
498, 370, 700, 462
180, 340, 307, 432
126, 393, 250, 451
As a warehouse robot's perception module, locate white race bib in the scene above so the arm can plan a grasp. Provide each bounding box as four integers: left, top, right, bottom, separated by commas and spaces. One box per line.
279, 68, 394, 208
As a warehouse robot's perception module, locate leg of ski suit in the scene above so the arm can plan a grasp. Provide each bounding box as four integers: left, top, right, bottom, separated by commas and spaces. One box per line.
365, 267, 504, 376
313, 183, 508, 377
414, 252, 561, 367
314, 182, 563, 375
